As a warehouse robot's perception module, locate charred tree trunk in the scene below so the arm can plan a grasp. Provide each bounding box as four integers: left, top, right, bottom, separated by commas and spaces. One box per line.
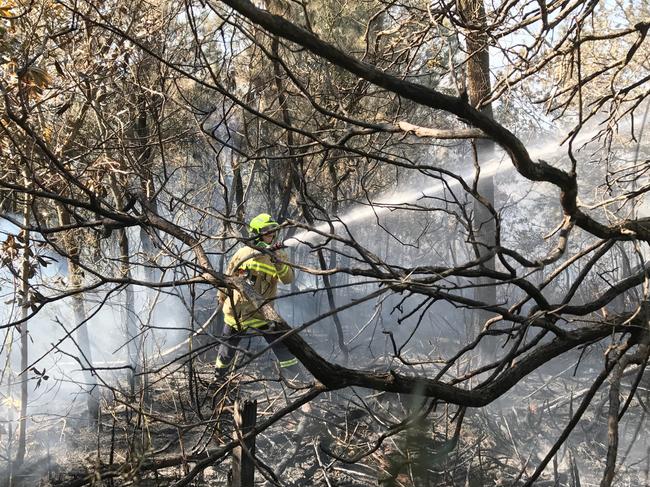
118, 224, 141, 398
133, 90, 158, 401
108, 176, 142, 398
230, 399, 257, 487
269, 26, 349, 361
135, 93, 158, 284
227, 100, 247, 224
55, 204, 100, 422
460, 0, 497, 353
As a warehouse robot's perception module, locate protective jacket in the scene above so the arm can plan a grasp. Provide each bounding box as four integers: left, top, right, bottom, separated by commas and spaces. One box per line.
218, 245, 293, 329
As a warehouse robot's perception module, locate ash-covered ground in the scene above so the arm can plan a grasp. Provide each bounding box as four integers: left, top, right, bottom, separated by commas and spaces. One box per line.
3, 347, 649, 487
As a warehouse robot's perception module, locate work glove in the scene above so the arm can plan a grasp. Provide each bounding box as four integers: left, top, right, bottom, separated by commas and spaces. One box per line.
237, 267, 256, 283
269, 242, 284, 263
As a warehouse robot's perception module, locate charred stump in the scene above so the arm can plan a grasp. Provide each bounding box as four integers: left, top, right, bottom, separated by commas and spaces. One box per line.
230, 399, 257, 487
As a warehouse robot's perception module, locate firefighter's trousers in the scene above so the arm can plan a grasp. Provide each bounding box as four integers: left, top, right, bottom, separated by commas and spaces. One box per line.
214, 321, 299, 374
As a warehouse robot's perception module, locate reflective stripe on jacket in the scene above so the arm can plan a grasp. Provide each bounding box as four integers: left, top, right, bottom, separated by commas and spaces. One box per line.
219, 245, 294, 329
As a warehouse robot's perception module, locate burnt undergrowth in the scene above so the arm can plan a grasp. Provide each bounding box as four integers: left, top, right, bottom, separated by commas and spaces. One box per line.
2, 348, 648, 487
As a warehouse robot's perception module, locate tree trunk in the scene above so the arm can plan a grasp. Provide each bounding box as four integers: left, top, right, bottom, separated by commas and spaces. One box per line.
135, 92, 159, 283
269, 27, 349, 361
118, 227, 141, 398
134, 92, 157, 402
15, 192, 30, 466
230, 400, 257, 487
107, 175, 142, 398
460, 0, 497, 353
55, 204, 100, 422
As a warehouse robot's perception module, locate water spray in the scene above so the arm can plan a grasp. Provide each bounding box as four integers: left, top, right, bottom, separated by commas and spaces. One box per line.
282, 128, 604, 249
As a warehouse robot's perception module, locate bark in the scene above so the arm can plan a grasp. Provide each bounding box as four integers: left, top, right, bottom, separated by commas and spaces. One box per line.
459, 0, 498, 352
107, 175, 141, 397
15, 192, 30, 466
231, 400, 257, 487
600, 367, 622, 487
268, 29, 349, 360
55, 204, 100, 422
118, 228, 141, 397
135, 93, 159, 284
228, 89, 247, 223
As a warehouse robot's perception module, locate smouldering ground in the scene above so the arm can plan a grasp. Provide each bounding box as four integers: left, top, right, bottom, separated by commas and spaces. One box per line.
3, 356, 649, 486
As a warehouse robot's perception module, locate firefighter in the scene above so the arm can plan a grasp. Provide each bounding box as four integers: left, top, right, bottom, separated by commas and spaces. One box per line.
214, 213, 300, 378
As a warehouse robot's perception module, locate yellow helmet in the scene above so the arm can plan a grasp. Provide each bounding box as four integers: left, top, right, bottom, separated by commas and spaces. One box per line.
248, 213, 279, 235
